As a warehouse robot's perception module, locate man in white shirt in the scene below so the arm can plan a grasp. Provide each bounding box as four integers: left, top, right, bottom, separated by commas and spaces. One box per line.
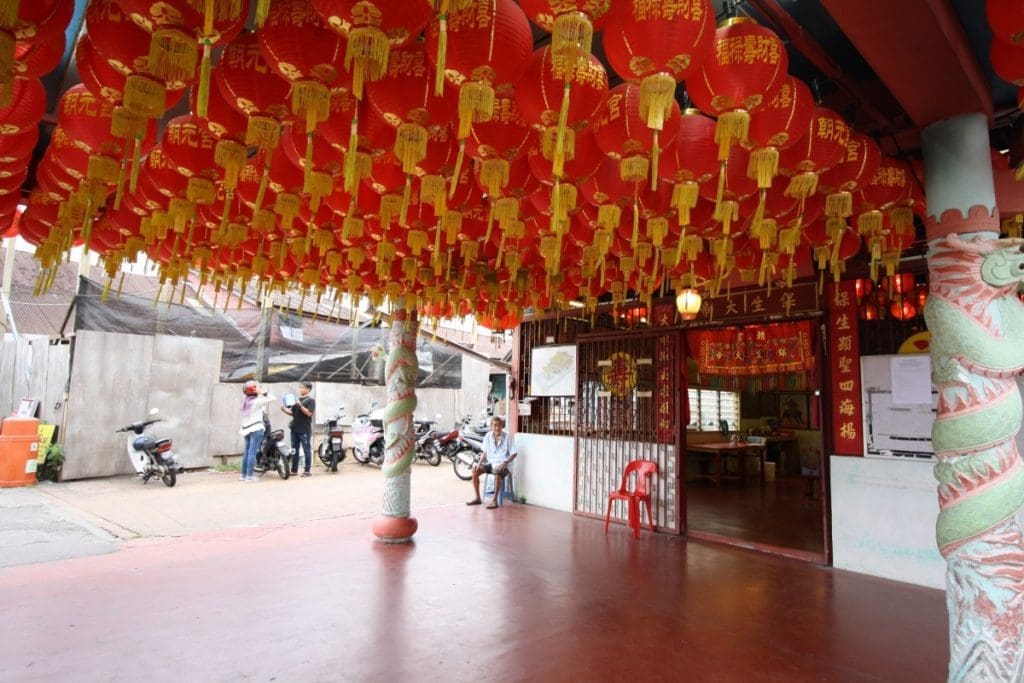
466, 416, 516, 509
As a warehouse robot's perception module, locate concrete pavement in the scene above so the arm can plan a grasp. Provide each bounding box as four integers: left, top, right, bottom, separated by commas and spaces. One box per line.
0, 458, 474, 567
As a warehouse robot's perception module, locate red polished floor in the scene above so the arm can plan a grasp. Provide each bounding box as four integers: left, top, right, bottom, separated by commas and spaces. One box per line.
0, 504, 947, 682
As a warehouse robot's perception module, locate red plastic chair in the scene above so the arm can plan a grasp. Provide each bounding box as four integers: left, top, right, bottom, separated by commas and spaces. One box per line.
604, 460, 658, 538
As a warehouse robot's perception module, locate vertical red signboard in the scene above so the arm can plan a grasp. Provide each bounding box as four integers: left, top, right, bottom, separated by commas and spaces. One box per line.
655, 335, 674, 443
828, 281, 864, 455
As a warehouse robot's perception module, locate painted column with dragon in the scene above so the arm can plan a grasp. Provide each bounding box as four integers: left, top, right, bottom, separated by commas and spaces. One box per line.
372, 305, 419, 543
922, 114, 1024, 681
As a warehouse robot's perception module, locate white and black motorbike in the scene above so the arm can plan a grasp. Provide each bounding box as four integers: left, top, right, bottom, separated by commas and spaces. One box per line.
352, 401, 385, 466
116, 409, 180, 487
317, 407, 347, 472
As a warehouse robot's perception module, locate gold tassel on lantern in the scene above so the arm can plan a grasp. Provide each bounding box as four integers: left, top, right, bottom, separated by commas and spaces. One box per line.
857, 210, 883, 236
541, 126, 575, 179
620, 155, 649, 184
342, 216, 365, 241
246, 116, 280, 152
785, 172, 818, 200
197, 39, 213, 118
433, 12, 448, 96
479, 158, 509, 197
399, 176, 412, 226
0, 1, 17, 31
274, 192, 300, 232
639, 73, 675, 133
684, 234, 703, 263
747, 147, 779, 190
379, 193, 402, 228
715, 199, 738, 235
124, 76, 167, 118
87, 155, 119, 185
551, 11, 593, 66
345, 26, 390, 100
215, 140, 246, 190
458, 81, 495, 140
647, 217, 668, 247
715, 110, 750, 161
394, 123, 428, 174
597, 204, 621, 232
442, 211, 461, 246
671, 181, 698, 227
553, 83, 572, 178
291, 81, 331, 135
421, 174, 447, 215
890, 206, 914, 236
306, 171, 333, 213
493, 197, 519, 230
149, 28, 198, 84
826, 191, 852, 219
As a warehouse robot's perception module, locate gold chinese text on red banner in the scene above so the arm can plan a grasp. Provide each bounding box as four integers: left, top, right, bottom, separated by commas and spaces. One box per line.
828, 281, 864, 455
690, 320, 815, 376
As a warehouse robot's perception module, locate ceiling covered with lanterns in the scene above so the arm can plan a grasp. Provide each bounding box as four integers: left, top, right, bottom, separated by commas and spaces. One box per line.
1, 0, 1018, 329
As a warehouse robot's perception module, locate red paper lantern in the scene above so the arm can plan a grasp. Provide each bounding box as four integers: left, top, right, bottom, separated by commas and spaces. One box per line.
425, 0, 532, 142
687, 18, 788, 161
990, 36, 1024, 85
160, 115, 220, 179
514, 46, 609, 181
215, 31, 291, 122
259, 0, 350, 134
526, 123, 603, 187
0, 77, 44, 135
744, 75, 814, 210
778, 107, 851, 201
818, 132, 882, 220
593, 81, 681, 189
12, 29, 64, 79
367, 41, 458, 176
76, 34, 128, 104
988, 0, 1024, 46
311, 0, 432, 98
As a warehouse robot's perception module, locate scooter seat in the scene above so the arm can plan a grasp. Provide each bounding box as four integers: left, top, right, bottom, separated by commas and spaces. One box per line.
132, 436, 155, 452
269, 429, 285, 442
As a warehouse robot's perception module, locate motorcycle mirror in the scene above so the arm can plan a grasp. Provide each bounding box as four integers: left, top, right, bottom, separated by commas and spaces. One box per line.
148, 408, 159, 416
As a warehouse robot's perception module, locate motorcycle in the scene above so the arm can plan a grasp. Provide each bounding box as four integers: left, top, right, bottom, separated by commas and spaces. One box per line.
316, 407, 347, 472
254, 414, 290, 480
412, 415, 443, 466
352, 401, 385, 466
116, 408, 180, 487
452, 415, 488, 481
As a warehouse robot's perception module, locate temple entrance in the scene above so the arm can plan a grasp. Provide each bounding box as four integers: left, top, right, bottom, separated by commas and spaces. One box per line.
682, 320, 828, 561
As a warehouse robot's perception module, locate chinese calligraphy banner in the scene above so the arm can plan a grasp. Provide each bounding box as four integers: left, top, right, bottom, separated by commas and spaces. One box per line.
690, 320, 815, 376
828, 281, 864, 455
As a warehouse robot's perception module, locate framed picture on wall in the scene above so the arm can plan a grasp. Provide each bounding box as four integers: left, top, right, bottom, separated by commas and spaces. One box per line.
778, 392, 809, 429
530, 345, 577, 396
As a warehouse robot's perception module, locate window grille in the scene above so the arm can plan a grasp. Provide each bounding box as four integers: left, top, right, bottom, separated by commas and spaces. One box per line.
688, 388, 741, 432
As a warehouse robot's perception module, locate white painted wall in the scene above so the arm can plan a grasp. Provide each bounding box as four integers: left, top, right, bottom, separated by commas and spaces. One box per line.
831, 455, 945, 589
513, 433, 574, 512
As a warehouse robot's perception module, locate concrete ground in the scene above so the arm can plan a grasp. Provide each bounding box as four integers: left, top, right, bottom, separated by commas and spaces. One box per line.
1, 458, 471, 567
0, 459, 949, 682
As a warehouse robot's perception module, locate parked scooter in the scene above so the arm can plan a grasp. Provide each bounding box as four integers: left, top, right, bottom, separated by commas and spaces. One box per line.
316, 407, 347, 472
352, 401, 385, 466
254, 414, 290, 479
452, 415, 488, 480
412, 415, 443, 466
116, 409, 180, 487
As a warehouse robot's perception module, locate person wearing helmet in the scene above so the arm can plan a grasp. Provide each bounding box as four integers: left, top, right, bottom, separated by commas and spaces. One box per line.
239, 381, 275, 482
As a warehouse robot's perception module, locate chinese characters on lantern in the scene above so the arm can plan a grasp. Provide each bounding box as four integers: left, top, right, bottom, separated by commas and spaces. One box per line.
828, 281, 863, 455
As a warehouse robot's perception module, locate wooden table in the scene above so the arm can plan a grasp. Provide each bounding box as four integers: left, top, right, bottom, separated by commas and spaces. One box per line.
686, 441, 767, 487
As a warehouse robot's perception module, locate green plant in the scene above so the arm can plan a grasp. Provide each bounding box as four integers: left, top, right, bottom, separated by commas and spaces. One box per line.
37, 443, 65, 482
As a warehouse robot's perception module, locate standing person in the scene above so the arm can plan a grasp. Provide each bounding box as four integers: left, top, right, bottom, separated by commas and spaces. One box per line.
283, 381, 315, 476
466, 416, 516, 509
240, 380, 275, 482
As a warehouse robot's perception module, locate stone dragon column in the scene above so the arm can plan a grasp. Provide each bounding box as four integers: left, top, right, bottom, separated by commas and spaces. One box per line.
922, 114, 1024, 680
372, 305, 419, 543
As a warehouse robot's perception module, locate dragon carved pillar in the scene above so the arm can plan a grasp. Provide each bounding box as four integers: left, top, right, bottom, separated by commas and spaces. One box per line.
372, 304, 419, 543
922, 114, 1024, 680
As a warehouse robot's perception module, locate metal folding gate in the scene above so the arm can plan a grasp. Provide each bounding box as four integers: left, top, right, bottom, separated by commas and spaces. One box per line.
574, 330, 682, 533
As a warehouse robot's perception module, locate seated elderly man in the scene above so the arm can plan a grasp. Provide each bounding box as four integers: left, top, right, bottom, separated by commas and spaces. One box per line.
466, 416, 516, 509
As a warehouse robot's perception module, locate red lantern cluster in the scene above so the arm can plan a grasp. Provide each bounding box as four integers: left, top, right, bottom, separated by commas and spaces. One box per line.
4, 0, 926, 331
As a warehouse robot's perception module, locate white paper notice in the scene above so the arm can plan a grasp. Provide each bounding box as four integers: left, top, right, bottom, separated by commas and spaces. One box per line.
890, 356, 932, 404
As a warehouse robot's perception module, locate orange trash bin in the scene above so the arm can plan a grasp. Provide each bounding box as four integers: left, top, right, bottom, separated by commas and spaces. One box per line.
0, 435, 40, 487
1, 416, 40, 436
